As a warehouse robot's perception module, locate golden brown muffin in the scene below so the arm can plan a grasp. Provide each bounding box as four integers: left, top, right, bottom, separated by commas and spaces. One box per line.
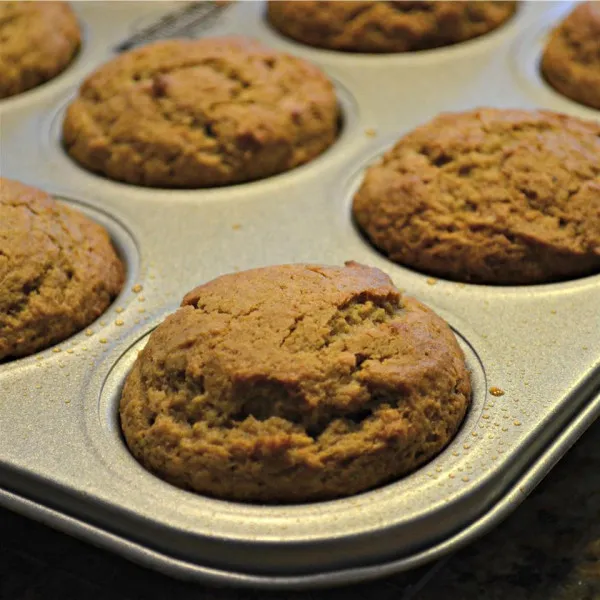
266, 1, 517, 53
353, 108, 600, 285
0, 179, 125, 360
0, 1, 80, 99
120, 262, 471, 503
541, 2, 600, 111
62, 37, 339, 188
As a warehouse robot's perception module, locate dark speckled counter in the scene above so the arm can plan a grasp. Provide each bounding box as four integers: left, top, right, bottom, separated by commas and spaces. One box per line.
1, 418, 599, 600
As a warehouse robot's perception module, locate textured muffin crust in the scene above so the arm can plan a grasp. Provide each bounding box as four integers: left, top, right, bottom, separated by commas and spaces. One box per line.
541, 2, 600, 111
120, 262, 470, 503
0, 179, 125, 360
63, 37, 339, 188
353, 109, 600, 285
0, 1, 80, 99
266, 1, 517, 53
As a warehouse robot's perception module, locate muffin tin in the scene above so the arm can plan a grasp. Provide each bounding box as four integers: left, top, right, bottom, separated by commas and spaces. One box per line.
1, 0, 599, 590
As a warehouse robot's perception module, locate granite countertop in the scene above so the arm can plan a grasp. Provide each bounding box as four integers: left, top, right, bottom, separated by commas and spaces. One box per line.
1, 417, 599, 600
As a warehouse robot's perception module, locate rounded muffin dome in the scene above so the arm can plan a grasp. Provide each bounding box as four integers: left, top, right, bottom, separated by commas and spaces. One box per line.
353, 108, 600, 285
267, 1, 517, 53
541, 2, 600, 111
120, 262, 471, 503
62, 37, 339, 188
0, 1, 80, 99
0, 178, 125, 360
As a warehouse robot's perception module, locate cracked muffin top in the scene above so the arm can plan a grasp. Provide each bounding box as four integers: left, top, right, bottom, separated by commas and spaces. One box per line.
353, 108, 600, 285
0, 1, 80, 99
120, 262, 470, 503
62, 36, 339, 188
0, 178, 125, 360
266, 1, 517, 53
541, 2, 600, 111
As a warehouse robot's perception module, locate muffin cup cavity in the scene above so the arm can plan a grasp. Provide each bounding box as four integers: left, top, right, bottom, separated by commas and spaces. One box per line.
76, 312, 492, 577
54, 194, 139, 292
97, 319, 487, 501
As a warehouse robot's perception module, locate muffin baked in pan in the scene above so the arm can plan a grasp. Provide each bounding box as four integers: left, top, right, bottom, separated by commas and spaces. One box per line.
353, 108, 600, 285
0, 1, 80, 99
541, 1, 600, 111
0, 178, 124, 360
120, 262, 471, 503
62, 36, 339, 188
266, 1, 518, 53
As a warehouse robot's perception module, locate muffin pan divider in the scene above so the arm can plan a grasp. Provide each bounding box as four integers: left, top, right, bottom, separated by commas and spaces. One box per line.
1, 0, 599, 589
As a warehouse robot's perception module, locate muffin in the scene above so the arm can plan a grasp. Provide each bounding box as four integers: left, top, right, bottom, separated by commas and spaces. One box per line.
541, 2, 600, 111
353, 108, 600, 285
62, 37, 339, 188
266, 1, 517, 53
0, 1, 80, 99
120, 262, 471, 503
0, 179, 125, 360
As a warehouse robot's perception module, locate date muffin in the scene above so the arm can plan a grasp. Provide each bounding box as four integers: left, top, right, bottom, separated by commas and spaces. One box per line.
541, 2, 600, 111
353, 108, 600, 285
0, 1, 80, 99
0, 179, 125, 360
63, 37, 339, 188
120, 262, 471, 503
266, 1, 517, 53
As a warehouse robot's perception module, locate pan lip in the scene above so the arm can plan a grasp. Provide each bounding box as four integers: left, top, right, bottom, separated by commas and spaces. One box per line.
2, 383, 599, 589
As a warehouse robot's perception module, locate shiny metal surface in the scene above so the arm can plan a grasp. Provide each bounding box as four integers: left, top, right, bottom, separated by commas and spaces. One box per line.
0, 0, 598, 589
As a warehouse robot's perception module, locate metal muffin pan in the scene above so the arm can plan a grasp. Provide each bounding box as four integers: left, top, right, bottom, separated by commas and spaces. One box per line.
1, 0, 599, 590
